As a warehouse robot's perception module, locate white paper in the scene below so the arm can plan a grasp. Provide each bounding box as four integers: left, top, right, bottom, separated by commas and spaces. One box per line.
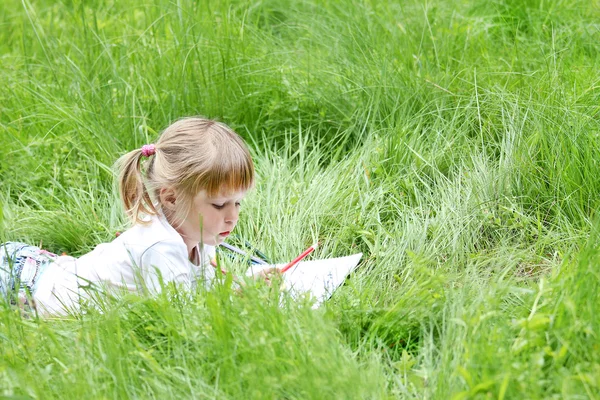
246, 253, 362, 307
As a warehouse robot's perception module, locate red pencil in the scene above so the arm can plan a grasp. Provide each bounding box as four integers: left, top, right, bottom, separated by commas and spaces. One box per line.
280, 242, 319, 273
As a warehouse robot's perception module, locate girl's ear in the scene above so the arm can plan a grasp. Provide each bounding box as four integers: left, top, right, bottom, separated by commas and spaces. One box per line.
159, 187, 178, 210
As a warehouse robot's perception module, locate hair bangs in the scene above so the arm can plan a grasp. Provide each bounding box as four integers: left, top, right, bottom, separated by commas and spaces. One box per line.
198, 150, 254, 198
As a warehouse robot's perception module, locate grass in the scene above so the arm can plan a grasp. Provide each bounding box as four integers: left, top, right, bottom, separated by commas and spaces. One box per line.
1, 0, 600, 398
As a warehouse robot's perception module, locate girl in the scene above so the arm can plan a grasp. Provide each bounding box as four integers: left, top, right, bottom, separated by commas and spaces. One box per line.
0, 117, 255, 316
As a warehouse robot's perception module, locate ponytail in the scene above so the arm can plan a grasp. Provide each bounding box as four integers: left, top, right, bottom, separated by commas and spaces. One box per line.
117, 149, 157, 224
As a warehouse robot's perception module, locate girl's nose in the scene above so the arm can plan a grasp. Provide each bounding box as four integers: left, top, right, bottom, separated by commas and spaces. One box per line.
225, 205, 239, 223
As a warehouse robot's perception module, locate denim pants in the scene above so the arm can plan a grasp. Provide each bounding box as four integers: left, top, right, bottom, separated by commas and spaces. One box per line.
0, 242, 56, 307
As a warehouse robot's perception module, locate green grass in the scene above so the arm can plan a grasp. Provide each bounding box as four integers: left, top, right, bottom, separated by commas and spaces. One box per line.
1, 0, 600, 398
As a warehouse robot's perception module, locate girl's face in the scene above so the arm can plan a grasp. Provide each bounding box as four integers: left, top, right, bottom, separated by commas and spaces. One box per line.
176, 188, 247, 247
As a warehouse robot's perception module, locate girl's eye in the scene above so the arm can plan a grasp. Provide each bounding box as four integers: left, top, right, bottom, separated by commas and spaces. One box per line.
212, 201, 242, 210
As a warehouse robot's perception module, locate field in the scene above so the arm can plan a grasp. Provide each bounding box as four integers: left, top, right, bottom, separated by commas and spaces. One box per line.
1, 0, 600, 398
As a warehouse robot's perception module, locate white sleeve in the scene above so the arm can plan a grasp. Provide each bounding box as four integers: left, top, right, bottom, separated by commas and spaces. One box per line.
197, 244, 217, 288
138, 241, 197, 294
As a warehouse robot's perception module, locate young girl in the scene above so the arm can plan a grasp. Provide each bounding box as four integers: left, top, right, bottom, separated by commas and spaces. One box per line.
0, 117, 255, 316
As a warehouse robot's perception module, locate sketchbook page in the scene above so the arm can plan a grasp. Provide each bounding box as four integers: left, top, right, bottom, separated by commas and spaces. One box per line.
246, 253, 363, 307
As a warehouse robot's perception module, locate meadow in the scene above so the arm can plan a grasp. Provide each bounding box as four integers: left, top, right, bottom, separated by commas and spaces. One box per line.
1, 0, 599, 398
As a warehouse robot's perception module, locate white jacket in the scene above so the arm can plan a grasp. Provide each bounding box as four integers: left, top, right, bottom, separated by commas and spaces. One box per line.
34, 214, 216, 315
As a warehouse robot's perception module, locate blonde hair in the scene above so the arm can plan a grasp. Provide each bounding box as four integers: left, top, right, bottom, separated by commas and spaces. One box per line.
117, 117, 254, 225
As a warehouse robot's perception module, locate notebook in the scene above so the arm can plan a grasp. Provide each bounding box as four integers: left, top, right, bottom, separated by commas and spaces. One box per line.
246, 253, 363, 307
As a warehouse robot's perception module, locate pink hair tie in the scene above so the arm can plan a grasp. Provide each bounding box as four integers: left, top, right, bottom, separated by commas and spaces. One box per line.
141, 144, 156, 157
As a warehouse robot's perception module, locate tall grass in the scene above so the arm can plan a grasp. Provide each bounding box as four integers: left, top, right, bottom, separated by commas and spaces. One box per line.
1, 0, 600, 397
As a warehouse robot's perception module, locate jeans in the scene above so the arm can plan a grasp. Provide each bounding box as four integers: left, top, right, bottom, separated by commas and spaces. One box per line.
0, 242, 56, 307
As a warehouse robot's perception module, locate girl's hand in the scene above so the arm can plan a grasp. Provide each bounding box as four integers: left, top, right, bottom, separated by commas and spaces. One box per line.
253, 267, 280, 284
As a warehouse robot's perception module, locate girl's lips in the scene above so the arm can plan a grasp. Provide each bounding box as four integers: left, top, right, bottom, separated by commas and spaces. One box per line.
219, 231, 231, 237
